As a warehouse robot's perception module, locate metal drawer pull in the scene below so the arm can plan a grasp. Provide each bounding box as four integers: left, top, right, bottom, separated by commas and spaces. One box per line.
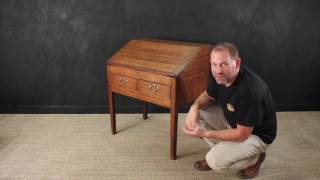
118, 77, 128, 86
148, 83, 160, 93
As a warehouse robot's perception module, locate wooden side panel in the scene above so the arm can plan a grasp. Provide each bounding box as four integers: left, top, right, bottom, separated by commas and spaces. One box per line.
179, 47, 211, 78
178, 47, 211, 105
178, 71, 209, 105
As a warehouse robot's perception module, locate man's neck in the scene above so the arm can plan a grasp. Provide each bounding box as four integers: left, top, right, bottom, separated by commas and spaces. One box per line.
225, 69, 240, 87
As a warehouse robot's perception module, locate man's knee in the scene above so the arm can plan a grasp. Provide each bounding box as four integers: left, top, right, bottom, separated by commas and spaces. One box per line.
205, 149, 230, 172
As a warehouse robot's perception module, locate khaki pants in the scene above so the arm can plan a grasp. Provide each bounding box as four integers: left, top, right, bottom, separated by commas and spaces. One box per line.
199, 105, 268, 172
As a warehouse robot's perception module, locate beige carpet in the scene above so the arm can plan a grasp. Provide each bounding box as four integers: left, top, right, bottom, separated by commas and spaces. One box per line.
0, 112, 319, 179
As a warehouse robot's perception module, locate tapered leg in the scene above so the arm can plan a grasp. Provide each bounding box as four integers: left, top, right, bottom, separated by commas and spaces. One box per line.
170, 108, 178, 160
170, 78, 178, 160
143, 102, 148, 120
108, 90, 116, 135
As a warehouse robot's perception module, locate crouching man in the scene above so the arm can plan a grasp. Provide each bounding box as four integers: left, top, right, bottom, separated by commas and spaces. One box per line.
183, 42, 277, 179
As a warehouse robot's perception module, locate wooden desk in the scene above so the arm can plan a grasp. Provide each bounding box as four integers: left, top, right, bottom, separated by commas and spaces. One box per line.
106, 39, 211, 159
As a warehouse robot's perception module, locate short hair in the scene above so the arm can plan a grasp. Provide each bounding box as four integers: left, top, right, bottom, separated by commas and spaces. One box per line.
211, 42, 239, 59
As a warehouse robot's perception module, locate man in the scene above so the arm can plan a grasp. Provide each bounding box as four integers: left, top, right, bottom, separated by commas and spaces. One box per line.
182, 42, 277, 179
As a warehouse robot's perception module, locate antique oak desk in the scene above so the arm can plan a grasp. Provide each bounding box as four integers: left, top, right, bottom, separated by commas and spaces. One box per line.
106, 39, 211, 159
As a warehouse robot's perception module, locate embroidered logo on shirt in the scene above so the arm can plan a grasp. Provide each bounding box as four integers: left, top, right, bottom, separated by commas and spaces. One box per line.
227, 103, 235, 112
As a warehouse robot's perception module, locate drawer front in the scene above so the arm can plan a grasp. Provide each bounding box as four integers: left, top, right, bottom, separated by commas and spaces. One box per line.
108, 65, 172, 107
138, 80, 170, 100
109, 73, 137, 91
109, 65, 171, 86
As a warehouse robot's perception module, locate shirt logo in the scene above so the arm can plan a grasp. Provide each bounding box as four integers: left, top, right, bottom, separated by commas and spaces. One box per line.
227, 103, 235, 112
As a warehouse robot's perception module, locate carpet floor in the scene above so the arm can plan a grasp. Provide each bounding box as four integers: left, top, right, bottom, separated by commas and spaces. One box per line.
0, 112, 319, 179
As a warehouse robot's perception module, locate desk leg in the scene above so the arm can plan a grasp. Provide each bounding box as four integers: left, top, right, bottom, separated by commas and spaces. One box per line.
170, 78, 178, 160
143, 102, 148, 120
108, 91, 116, 135
170, 108, 178, 160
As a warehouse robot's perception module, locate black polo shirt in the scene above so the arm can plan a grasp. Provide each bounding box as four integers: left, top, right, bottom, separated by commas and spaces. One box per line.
206, 65, 277, 144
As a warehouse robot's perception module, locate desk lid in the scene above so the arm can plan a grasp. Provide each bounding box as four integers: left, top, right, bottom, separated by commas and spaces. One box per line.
107, 39, 210, 77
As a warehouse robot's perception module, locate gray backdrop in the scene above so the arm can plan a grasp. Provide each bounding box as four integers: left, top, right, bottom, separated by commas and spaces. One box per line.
1, 0, 319, 113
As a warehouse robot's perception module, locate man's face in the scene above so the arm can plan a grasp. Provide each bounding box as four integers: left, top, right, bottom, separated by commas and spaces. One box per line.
210, 50, 240, 86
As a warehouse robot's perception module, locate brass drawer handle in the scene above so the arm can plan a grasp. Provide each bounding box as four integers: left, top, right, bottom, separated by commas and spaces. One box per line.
148, 83, 160, 94
118, 77, 128, 86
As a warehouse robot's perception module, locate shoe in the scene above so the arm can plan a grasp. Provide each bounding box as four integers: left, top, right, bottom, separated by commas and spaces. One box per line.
194, 159, 212, 171
237, 152, 266, 179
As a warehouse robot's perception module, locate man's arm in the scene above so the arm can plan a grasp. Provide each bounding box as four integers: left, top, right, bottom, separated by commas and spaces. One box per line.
193, 91, 213, 109
184, 91, 213, 129
183, 123, 253, 142
203, 124, 252, 141
183, 91, 253, 142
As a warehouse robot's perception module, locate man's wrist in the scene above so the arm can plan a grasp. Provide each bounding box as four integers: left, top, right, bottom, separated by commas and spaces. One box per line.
191, 104, 199, 109
202, 130, 209, 138
203, 130, 215, 139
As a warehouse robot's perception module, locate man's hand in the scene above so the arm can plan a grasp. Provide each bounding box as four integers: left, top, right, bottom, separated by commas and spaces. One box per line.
182, 125, 206, 137
184, 105, 200, 129
184, 91, 213, 130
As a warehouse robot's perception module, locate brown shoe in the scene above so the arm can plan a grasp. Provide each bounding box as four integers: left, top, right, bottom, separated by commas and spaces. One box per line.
238, 152, 266, 179
194, 159, 212, 171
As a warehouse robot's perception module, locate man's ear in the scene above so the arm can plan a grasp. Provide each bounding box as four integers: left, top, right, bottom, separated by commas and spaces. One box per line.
235, 57, 241, 69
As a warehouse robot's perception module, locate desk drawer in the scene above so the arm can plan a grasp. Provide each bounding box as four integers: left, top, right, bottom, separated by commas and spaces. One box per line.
138, 80, 170, 100
109, 65, 171, 86
108, 66, 172, 107
109, 73, 137, 91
